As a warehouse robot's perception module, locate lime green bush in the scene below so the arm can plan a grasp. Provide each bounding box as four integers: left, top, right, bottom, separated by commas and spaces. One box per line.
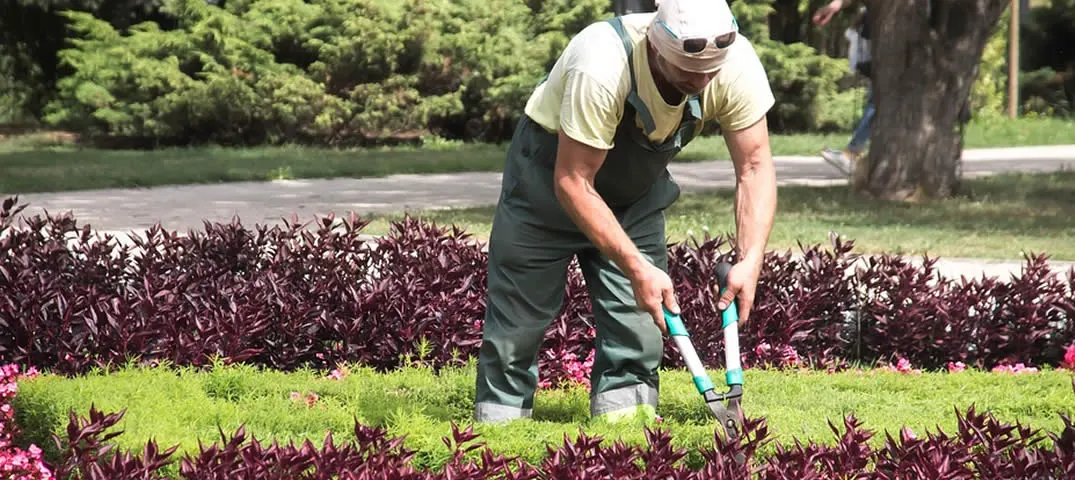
13, 361, 1075, 472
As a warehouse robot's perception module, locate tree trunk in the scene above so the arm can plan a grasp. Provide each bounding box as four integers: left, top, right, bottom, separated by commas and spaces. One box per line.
854, 0, 1009, 202
769, 0, 803, 44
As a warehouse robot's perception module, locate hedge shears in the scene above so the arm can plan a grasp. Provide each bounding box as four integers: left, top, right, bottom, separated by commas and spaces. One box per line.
663, 261, 744, 445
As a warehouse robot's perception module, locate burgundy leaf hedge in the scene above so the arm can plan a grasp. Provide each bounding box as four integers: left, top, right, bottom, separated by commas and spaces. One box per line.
2, 195, 1075, 388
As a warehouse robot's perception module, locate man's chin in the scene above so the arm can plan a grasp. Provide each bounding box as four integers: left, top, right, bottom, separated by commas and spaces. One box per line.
677, 85, 705, 96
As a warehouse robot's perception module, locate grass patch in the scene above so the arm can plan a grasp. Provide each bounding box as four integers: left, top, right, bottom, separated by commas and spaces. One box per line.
12, 362, 1075, 475
675, 116, 1075, 162
357, 171, 1075, 260
0, 141, 510, 194
1, 117, 1072, 193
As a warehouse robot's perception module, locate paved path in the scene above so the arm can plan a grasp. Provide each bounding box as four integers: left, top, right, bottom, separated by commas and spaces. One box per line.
7, 145, 1075, 279
11, 145, 1075, 234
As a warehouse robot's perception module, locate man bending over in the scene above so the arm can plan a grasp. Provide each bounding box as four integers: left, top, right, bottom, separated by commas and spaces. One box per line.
474, 0, 778, 424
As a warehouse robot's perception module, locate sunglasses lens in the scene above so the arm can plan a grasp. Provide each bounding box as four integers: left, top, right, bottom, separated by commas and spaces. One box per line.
682, 38, 708, 53
714, 31, 736, 49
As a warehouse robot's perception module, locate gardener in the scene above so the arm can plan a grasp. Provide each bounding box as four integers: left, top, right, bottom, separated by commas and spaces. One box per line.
474, 0, 777, 424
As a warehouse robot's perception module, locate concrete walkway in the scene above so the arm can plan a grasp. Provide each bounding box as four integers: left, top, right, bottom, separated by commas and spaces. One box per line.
7, 145, 1075, 280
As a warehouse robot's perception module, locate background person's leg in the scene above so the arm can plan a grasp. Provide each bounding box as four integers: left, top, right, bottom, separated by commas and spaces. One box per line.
847, 86, 875, 154
822, 84, 875, 176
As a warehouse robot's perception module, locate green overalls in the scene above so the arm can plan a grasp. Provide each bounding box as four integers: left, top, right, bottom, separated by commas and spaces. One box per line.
473, 16, 704, 424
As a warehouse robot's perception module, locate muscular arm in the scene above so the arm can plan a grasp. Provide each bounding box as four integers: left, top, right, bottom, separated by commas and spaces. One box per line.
717, 115, 777, 322
552, 132, 649, 280
726, 116, 776, 267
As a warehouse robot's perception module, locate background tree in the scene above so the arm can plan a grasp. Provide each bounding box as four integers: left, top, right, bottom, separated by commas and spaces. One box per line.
855, 0, 1010, 201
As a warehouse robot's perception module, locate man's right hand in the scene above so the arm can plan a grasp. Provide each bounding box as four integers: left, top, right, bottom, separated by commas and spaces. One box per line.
811, 0, 844, 25
553, 130, 682, 336
629, 260, 679, 335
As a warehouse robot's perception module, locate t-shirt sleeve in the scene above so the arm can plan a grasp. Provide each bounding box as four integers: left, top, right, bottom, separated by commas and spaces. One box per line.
705, 54, 776, 132
558, 69, 624, 150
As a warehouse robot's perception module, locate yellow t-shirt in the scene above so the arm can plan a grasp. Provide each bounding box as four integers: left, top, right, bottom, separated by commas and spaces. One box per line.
523, 12, 775, 151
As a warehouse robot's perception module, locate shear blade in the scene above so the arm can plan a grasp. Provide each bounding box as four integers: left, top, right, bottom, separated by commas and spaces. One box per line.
707, 400, 747, 465
706, 401, 740, 441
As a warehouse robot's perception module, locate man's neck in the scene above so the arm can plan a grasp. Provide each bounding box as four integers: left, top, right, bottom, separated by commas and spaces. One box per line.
646, 43, 685, 106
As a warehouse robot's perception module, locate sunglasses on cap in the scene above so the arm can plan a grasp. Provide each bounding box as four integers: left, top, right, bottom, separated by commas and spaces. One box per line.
657, 19, 738, 53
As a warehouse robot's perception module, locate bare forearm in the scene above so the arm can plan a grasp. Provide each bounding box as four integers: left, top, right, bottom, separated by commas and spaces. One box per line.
734, 152, 777, 265
555, 176, 648, 277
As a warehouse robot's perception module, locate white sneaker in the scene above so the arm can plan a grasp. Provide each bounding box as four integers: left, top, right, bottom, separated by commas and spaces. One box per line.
821, 147, 854, 176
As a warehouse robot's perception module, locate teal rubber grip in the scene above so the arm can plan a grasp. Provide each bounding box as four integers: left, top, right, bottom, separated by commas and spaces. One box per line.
663, 307, 689, 337
725, 368, 744, 386
693, 374, 715, 393
720, 288, 739, 328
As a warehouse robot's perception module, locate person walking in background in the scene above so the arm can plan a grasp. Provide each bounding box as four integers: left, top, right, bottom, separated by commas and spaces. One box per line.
813, 0, 873, 177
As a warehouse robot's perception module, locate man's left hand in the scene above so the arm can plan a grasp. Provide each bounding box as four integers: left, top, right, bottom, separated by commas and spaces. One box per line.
715, 256, 763, 324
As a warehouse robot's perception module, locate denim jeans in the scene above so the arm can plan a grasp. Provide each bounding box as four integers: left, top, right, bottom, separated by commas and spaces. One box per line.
848, 86, 875, 153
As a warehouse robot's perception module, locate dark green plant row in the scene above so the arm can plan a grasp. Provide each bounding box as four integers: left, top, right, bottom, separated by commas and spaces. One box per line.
28, 0, 852, 148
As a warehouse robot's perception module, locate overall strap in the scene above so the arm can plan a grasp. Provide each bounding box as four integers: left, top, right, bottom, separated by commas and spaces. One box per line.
674, 95, 703, 148
607, 17, 657, 136
686, 95, 701, 120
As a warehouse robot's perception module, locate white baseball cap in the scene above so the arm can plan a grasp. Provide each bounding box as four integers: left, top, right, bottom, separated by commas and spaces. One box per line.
647, 0, 739, 73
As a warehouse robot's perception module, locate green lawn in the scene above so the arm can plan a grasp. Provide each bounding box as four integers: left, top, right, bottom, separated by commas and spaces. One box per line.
13, 362, 1075, 476
358, 170, 1075, 260
676, 115, 1075, 162
1, 117, 1072, 193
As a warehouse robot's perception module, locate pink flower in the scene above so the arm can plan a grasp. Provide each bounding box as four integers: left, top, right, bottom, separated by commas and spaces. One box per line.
562, 350, 595, 388
992, 363, 1039, 375
326, 365, 349, 380
947, 361, 967, 373
752, 342, 805, 370
881, 358, 921, 375
545, 349, 596, 389
780, 345, 802, 367
1061, 344, 1075, 370
753, 342, 773, 358
290, 391, 302, 401
0, 364, 56, 480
